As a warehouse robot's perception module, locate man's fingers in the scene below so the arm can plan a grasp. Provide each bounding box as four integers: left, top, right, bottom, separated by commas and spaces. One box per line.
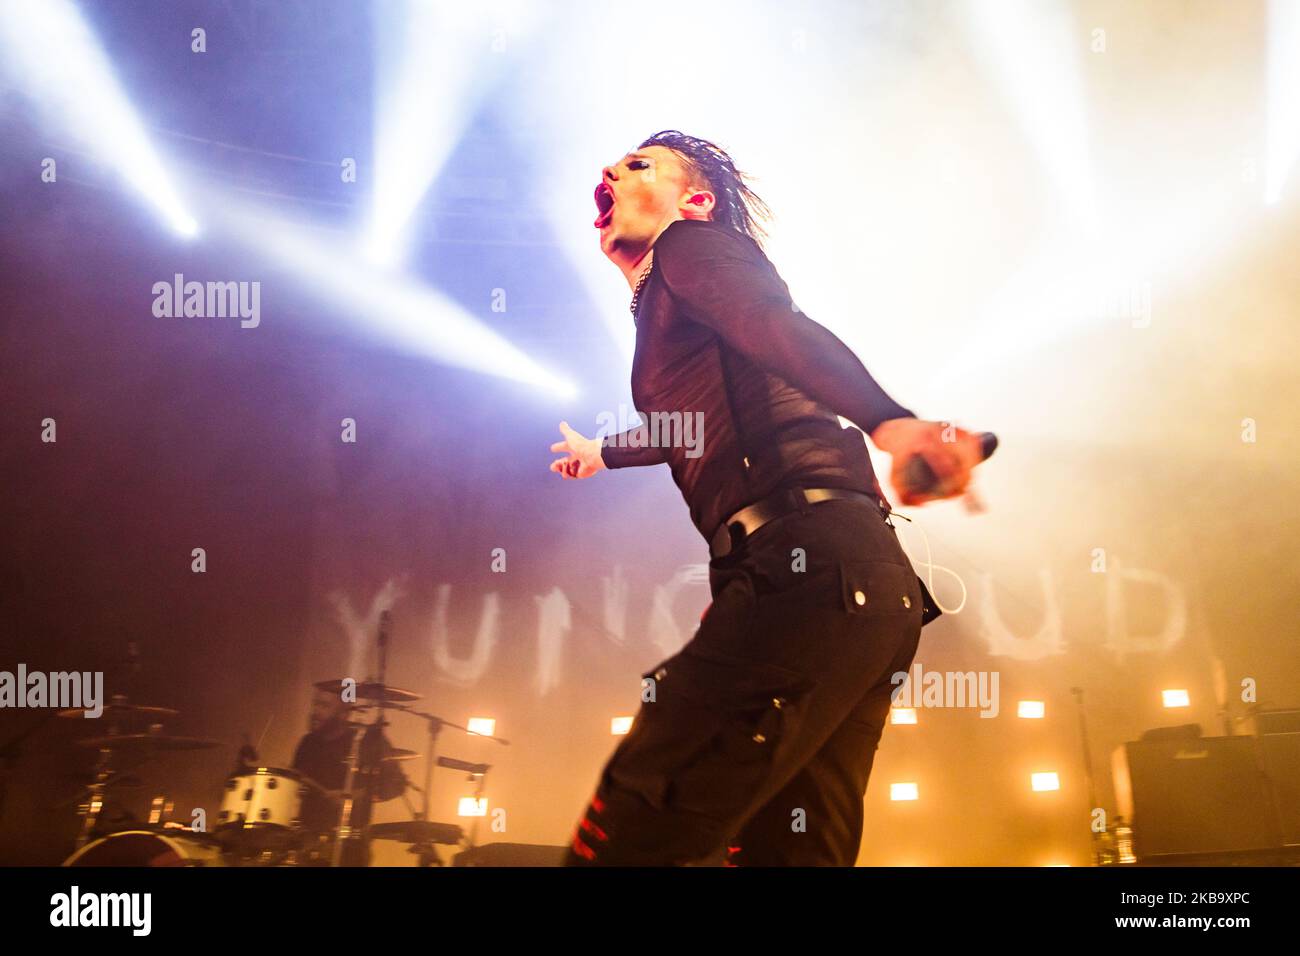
549, 440, 569, 453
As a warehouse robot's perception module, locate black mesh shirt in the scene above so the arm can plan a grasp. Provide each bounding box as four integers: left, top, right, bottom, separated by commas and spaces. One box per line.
600, 218, 917, 542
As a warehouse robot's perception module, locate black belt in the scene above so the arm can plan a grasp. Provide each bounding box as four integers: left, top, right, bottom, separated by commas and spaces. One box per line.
709, 487, 887, 560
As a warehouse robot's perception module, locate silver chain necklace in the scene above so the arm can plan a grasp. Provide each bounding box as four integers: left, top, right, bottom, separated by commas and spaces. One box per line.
629, 255, 654, 321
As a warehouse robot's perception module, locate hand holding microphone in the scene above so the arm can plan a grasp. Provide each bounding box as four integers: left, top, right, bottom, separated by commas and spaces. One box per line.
870, 418, 997, 509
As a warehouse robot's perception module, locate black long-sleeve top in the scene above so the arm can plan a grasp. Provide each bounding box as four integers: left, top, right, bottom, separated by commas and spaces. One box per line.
600, 218, 916, 541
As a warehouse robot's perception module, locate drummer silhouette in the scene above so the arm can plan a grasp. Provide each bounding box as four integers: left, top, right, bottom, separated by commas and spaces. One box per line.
291, 687, 405, 865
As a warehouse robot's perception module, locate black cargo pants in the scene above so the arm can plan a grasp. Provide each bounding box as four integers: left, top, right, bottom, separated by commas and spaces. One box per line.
564, 495, 925, 866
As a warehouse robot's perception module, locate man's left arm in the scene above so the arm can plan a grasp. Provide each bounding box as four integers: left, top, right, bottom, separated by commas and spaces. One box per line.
654, 223, 980, 503
653, 223, 916, 437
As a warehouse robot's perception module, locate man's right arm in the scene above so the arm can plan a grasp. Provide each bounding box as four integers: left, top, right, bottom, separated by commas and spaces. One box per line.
600, 423, 669, 469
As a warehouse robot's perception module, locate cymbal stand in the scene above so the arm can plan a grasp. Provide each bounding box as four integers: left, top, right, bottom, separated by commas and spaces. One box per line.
331, 611, 391, 867
464, 766, 490, 851
75, 699, 132, 849
330, 725, 365, 866
69, 646, 157, 848
406, 709, 445, 866
1070, 687, 1106, 866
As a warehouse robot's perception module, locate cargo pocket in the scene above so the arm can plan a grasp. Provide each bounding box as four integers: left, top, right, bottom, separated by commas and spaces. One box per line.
609, 648, 814, 824
839, 559, 923, 618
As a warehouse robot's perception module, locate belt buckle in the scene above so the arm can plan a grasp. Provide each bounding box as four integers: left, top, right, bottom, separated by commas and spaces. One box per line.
710, 523, 730, 560
711, 518, 742, 559
784, 486, 812, 517
713, 507, 755, 559
726, 518, 747, 554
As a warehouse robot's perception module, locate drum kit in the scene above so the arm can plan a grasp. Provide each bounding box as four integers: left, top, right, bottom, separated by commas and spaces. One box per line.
59, 618, 504, 867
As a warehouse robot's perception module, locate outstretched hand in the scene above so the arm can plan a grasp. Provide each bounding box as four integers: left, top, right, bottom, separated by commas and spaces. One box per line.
549, 421, 606, 480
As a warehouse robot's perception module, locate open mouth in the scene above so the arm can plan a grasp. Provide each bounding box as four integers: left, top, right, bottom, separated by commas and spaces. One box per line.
593, 182, 615, 229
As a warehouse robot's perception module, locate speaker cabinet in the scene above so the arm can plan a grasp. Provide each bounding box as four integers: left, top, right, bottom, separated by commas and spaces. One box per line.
1256, 732, 1300, 846
1111, 736, 1283, 859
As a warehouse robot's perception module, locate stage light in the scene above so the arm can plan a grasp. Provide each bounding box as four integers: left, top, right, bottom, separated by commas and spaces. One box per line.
890, 782, 919, 802
212, 200, 577, 397
1017, 701, 1045, 719
0, 0, 198, 238
1031, 772, 1060, 792
890, 707, 917, 725
964, 0, 1098, 229
610, 716, 633, 735
457, 797, 488, 817
466, 717, 495, 736
1266, 0, 1300, 203
1162, 689, 1190, 708
366, 1, 536, 266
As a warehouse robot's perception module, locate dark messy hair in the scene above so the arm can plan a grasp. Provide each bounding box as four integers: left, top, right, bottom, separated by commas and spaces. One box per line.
638, 130, 773, 249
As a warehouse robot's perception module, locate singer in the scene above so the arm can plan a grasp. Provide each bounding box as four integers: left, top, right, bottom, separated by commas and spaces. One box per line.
549, 131, 986, 865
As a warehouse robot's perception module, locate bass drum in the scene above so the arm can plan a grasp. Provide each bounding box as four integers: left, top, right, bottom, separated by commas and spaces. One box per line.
64, 829, 226, 867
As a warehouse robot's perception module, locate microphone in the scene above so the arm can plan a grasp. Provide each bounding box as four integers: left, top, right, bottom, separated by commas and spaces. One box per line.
900, 431, 998, 500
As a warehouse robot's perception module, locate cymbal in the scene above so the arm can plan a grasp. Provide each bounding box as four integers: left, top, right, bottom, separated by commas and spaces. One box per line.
57, 703, 180, 719
367, 820, 464, 846
58, 771, 144, 789
76, 734, 222, 752
312, 680, 421, 703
